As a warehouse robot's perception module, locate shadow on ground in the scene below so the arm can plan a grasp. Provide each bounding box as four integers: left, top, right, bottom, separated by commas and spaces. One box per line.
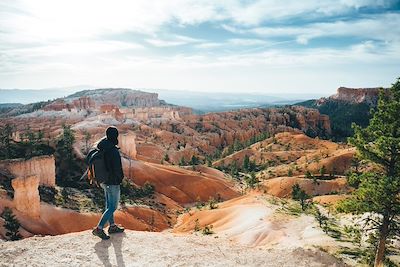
94, 232, 126, 267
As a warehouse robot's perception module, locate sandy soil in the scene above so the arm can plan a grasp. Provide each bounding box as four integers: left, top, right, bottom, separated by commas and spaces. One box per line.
174, 194, 337, 248
0, 230, 346, 267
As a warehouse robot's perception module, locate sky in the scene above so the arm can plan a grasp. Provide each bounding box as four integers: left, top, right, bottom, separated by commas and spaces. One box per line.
0, 0, 399, 94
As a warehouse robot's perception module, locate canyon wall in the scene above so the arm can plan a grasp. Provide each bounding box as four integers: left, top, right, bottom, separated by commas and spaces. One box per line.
0, 155, 56, 187
135, 106, 332, 164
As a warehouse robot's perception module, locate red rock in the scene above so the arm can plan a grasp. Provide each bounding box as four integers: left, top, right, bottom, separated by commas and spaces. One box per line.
12, 175, 40, 218
0, 156, 56, 187
329, 87, 388, 105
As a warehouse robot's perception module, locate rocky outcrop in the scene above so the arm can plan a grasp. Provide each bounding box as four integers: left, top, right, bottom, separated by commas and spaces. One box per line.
0, 155, 56, 186
44, 97, 95, 112
11, 175, 40, 218
72, 96, 95, 110
43, 100, 68, 111
291, 106, 331, 135
99, 104, 118, 113
329, 87, 387, 106
119, 132, 137, 160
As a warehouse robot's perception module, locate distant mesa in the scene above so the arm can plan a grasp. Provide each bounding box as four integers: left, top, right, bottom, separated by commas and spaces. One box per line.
295, 86, 389, 139
44, 88, 165, 111
1, 88, 192, 123
66, 88, 164, 107
319, 86, 387, 106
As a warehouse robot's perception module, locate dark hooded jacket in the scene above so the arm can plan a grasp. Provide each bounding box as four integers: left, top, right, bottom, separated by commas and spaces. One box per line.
97, 137, 124, 185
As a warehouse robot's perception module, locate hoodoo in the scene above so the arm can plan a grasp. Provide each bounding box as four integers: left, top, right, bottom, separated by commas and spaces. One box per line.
11, 175, 41, 218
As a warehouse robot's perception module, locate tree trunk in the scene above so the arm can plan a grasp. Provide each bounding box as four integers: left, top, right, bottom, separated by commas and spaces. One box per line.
374, 216, 390, 267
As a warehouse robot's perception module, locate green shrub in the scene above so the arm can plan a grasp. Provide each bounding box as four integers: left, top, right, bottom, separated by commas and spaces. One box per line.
120, 179, 155, 202
244, 172, 259, 188
208, 198, 218, 209
202, 224, 214, 235
1, 207, 22, 241
194, 219, 200, 232
39, 185, 58, 204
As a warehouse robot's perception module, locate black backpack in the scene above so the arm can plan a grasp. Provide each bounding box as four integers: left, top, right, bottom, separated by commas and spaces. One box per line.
82, 148, 109, 185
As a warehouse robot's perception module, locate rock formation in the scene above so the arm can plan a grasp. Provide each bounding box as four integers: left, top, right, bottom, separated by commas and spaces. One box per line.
327, 87, 388, 106
119, 132, 137, 159
296, 86, 390, 138
11, 175, 40, 218
99, 104, 118, 113
43, 99, 69, 111
0, 155, 56, 186
72, 96, 95, 110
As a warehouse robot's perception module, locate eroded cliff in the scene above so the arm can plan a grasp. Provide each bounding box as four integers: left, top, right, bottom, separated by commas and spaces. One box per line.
0, 155, 55, 186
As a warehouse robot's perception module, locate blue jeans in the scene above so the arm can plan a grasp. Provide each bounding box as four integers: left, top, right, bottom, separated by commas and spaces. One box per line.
97, 183, 120, 229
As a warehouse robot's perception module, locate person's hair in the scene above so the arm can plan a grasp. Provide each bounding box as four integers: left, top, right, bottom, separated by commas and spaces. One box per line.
106, 126, 119, 145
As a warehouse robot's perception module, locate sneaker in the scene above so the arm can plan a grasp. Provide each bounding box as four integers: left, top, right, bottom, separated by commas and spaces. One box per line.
92, 227, 110, 240
108, 224, 125, 234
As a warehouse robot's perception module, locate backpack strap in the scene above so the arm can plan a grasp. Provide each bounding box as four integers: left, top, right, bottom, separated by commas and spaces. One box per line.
79, 168, 89, 181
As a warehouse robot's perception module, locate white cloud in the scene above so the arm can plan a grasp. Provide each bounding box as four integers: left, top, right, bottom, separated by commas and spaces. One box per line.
0, 0, 399, 92
2, 43, 398, 92
194, 42, 223, 49
222, 0, 396, 25
1, 0, 397, 42
146, 39, 188, 47
228, 38, 269, 46
247, 13, 400, 44
0, 40, 143, 66
146, 35, 203, 47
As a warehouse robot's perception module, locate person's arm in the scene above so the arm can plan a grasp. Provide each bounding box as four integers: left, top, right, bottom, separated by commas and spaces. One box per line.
110, 148, 124, 183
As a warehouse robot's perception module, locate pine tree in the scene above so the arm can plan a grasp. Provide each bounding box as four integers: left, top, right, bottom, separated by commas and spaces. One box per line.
1, 207, 22, 241
249, 160, 257, 172
179, 156, 186, 166
245, 172, 259, 188
164, 153, 170, 162
230, 160, 239, 178
189, 155, 199, 166
292, 183, 309, 211
343, 78, 400, 267
319, 165, 326, 177
83, 130, 91, 154
55, 124, 77, 186
60, 125, 75, 162
305, 170, 313, 179
233, 139, 243, 151
243, 154, 250, 171
0, 123, 13, 159
206, 156, 212, 167
314, 207, 328, 232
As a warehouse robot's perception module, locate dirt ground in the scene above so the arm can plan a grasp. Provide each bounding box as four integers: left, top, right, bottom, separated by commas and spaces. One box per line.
0, 230, 347, 267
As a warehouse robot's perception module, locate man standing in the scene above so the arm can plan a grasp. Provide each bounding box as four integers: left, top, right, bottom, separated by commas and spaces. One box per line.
92, 126, 125, 240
